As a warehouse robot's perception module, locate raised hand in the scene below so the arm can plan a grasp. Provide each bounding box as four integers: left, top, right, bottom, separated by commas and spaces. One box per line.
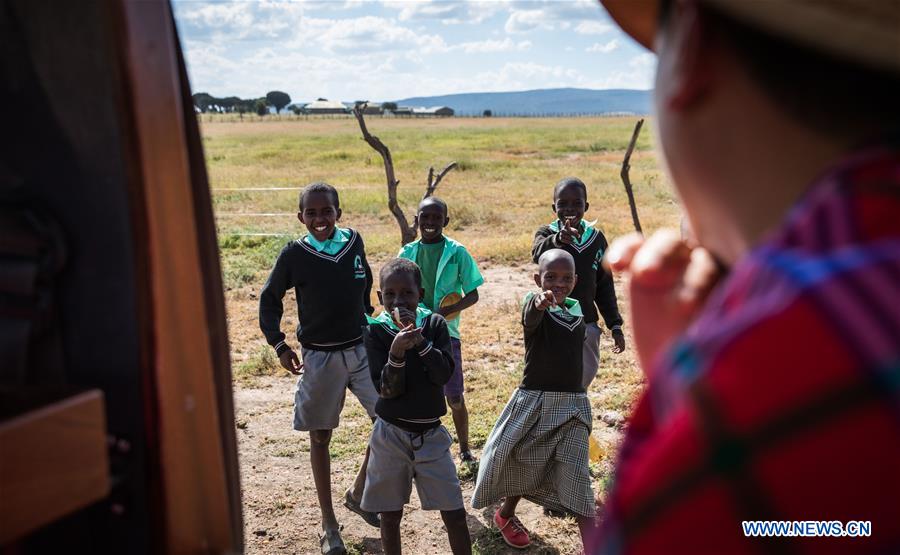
393, 306, 417, 328
279, 349, 303, 375
533, 290, 557, 311
390, 323, 425, 358
605, 230, 723, 377
558, 216, 579, 245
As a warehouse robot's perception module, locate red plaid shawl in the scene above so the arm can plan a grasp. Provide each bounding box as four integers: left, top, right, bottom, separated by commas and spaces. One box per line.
598, 147, 900, 554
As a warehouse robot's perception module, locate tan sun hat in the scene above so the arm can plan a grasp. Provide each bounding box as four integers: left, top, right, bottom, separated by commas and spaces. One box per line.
600, 0, 900, 74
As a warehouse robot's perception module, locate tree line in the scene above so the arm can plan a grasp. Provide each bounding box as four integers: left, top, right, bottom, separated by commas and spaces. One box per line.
193, 91, 292, 115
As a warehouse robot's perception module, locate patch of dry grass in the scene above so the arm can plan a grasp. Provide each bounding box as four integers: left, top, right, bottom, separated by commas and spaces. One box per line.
205, 116, 676, 275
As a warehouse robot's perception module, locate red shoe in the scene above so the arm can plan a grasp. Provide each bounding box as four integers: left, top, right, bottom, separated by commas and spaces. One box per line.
493, 509, 531, 549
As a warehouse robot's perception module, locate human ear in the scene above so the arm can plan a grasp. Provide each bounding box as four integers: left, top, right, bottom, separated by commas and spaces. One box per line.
335, 207, 343, 221
583, 201, 590, 213
377, 290, 384, 305
297, 212, 305, 224
659, 0, 714, 112
443, 215, 450, 227
533, 273, 542, 288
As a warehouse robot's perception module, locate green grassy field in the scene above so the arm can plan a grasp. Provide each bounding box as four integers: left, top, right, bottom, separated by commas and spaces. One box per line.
204, 116, 676, 289
206, 116, 682, 553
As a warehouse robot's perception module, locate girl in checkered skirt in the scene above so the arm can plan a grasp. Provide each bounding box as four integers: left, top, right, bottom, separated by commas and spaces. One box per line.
472, 249, 596, 552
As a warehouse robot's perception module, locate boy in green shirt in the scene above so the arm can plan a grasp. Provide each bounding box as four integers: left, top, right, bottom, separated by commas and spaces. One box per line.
398, 197, 484, 468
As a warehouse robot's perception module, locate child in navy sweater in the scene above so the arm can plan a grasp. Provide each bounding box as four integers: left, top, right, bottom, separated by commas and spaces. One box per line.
362, 258, 471, 555
259, 182, 379, 554
532, 177, 625, 388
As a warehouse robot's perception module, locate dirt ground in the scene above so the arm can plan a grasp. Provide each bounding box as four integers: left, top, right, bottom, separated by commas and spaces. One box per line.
231, 263, 634, 555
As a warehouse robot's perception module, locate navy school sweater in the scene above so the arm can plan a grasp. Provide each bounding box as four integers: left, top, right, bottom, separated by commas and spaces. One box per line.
532, 222, 623, 330
259, 228, 374, 354
363, 311, 454, 432
521, 293, 586, 393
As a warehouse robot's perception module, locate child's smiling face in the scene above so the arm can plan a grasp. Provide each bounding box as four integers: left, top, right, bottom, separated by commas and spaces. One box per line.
416, 199, 449, 243
552, 183, 589, 227
534, 255, 578, 305
298, 190, 341, 242
378, 271, 424, 314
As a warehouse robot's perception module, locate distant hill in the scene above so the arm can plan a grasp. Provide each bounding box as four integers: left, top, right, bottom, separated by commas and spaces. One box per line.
392, 88, 651, 116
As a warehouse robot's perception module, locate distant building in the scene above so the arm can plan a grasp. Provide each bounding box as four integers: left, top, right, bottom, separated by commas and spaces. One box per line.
305, 99, 349, 115
391, 106, 414, 116
412, 106, 455, 117
362, 102, 383, 115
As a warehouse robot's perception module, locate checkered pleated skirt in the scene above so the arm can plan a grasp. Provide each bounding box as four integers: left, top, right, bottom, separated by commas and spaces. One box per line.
472, 388, 595, 517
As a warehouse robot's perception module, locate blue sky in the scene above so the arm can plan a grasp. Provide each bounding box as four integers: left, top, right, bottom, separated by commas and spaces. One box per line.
173, 0, 656, 103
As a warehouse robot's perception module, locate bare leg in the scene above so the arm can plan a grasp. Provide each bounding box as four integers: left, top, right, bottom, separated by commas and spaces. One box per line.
310, 429, 338, 531
350, 445, 371, 502
441, 509, 472, 555
380, 510, 403, 555
578, 515, 598, 554
499, 496, 521, 519
447, 396, 470, 454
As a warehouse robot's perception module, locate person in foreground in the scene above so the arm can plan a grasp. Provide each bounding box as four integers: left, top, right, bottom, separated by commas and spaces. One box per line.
259, 182, 380, 554
361, 258, 472, 555
473, 249, 597, 552
597, 0, 900, 553
398, 196, 485, 470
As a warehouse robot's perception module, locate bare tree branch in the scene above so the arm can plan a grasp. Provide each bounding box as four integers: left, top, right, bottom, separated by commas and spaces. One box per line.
352, 102, 416, 245
423, 162, 457, 200
621, 118, 644, 234
352, 102, 458, 245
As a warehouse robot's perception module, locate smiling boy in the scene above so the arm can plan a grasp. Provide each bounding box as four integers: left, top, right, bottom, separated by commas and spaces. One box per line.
532, 177, 625, 388
259, 181, 379, 554
362, 258, 472, 555
398, 197, 484, 468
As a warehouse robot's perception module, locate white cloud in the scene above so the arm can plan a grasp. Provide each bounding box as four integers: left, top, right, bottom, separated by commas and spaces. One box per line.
505, 9, 547, 33
505, 0, 605, 33
388, 0, 505, 25
452, 37, 531, 53
302, 16, 448, 54
588, 53, 656, 89
575, 21, 612, 35
586, 39, 619, 54
630, 53, 656, 68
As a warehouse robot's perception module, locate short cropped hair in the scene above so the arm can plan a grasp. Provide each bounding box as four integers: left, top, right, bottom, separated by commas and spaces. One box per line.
379, 257, 422, 288
299, 181, 340, 211
660, 0, 900, 140
553, 177, 588, 200
419, 196, 448, 216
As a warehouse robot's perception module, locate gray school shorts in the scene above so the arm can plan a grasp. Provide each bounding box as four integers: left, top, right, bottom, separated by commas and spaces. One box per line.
361, 418, 464, 513
293, 343, 378, 431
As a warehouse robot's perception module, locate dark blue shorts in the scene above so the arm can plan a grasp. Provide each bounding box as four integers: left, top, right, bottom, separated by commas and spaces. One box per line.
444, 338, 464, 399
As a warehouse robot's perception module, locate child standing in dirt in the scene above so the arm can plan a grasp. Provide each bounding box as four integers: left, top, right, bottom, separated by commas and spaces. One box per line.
259, 181, 380, 555
472, 249, 597, 553
398, 197, 484, 470
532, 177, 625, 389
361, 258, 472, 555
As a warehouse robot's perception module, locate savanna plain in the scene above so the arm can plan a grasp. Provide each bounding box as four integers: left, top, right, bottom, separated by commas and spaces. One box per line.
204, 115, 679, 554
